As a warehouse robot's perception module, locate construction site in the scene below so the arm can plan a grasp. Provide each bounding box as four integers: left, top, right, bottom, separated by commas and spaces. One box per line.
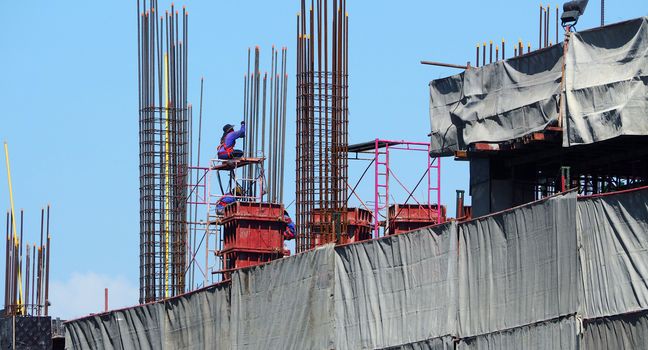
3, 0, 648, 348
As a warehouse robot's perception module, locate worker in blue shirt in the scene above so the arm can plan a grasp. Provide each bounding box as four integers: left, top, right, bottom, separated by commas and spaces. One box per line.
217, 121, 245, 159
283, 210, 296, 240
216, 187, 244, 213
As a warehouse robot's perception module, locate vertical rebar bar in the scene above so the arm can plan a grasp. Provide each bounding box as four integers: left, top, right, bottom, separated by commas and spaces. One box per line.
138, 2, 189, 302
296, 0, 348, 251
539, 4, 542, 49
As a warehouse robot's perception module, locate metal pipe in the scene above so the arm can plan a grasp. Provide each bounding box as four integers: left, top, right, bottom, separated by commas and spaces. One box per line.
539, 4, 543, 49
556, 6, 559, 44
31, 245, 35, 315
4, 212, 9, 315
25, 243, 30, 315
546, 5, 551, 47
482, 42, 486, 66
489, 41, 493, 64
45, 206, 50, 316
19, 210, 24, 314
420, 61, 468, 70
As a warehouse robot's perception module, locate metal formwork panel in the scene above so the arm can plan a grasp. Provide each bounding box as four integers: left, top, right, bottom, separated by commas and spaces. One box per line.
388, 204, 447, 235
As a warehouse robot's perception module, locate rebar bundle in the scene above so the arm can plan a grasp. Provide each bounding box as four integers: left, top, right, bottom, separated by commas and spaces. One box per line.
137, 0, 190, 303
3, 207, 51, 317
241, 46, 289, 203
296, 0, 349, 252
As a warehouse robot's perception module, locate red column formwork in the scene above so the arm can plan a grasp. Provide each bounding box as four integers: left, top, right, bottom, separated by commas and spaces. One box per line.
218, 202, 287, 278
312, 208, 373, 247
387, 204, 447, 235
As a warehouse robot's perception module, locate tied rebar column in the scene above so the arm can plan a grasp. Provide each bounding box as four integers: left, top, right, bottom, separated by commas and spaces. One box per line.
137, 0, 189, 303
296, 0, 349, 252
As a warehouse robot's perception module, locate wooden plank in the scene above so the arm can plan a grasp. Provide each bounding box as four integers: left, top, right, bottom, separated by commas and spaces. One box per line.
211, 157, 265, 171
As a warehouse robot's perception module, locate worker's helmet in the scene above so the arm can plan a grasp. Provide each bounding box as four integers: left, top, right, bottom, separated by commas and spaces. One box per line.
233, 186, 244, 196
223, 124, 235, 133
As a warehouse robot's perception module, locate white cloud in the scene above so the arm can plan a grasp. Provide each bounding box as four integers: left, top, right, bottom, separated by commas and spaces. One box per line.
49, 272, 138, 320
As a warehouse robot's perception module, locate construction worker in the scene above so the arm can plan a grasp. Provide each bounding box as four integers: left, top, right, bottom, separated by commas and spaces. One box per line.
217, 121, 245, 159
216, 186, 244, 214
283, 210, 296, 240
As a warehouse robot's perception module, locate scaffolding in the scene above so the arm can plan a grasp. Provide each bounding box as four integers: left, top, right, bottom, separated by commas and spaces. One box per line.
186, 158, 266, 288
347, 139, 442, 238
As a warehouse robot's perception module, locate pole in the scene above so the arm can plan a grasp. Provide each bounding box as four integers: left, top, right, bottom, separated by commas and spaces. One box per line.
3, 142, 23, 313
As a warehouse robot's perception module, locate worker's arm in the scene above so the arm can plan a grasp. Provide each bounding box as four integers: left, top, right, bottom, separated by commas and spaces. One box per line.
232, 122, 246, 139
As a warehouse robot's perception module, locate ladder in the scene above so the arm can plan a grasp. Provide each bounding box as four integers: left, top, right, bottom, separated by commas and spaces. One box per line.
374, 139, 390, 238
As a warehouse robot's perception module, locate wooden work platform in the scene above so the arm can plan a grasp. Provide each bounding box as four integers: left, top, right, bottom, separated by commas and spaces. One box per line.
210, 157, 265, 171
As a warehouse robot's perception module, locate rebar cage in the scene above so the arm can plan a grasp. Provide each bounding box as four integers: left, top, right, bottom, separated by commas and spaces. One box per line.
295, 0, 349, 253
138, 1, 190, 303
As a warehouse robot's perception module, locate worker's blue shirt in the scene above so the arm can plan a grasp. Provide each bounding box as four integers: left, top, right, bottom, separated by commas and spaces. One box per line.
218, 125, 245, 156
216, 195, 237, 211
284, 214, 296, 239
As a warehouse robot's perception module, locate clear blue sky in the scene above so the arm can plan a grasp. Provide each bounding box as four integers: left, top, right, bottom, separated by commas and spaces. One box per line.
1, 1, 644, 319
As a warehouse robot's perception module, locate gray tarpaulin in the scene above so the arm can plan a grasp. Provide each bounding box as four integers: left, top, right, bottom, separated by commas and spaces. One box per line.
66, 188, 648, 349
381, 336, 455, 350
457, 192, 578, 336
429, 45, 564, 156
566, 17, 648, 146
230, 244, 335, 349
334, 223, 457, 349
582, 311, 648, 349
578, 189, 648, 318
456, 316, 577, 350
429, 17, 648, 155
65, 283, 230, 349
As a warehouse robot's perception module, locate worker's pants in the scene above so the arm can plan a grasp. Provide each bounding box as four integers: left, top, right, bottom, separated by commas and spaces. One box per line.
218, 149, 244, 160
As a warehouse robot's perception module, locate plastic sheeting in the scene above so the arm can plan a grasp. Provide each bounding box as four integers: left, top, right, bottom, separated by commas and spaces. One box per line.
230, 245, 335, 349
65, 283, 230, 349
566, 17, 648, 146
578, 189, 648, 318
582, 310, 648, 349
457, 316, 577, 350
429, 45, 563, 156
429, 17, 648, 156
334, 223, 457, 349
381, 336, 455, 350
66, 188, 648, 349
457, 192, 578, 336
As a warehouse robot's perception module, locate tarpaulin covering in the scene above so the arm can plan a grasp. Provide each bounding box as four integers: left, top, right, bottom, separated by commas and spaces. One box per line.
429, 17, 648, 155
381, 336, 455, 350
582, 310, 648, 349
429, 45, 563, 156
456, 316, 578, 350
566, 17, 648, 146
65, 283, 230, 349
334, 223, 457, 349
457, 192, 578, 336
577, 189, 648, 318
66, 188, 648, 349
230, 245, 335, 349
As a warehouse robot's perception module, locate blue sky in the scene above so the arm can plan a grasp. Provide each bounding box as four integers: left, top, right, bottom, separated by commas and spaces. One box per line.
1, 1, 644, 319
